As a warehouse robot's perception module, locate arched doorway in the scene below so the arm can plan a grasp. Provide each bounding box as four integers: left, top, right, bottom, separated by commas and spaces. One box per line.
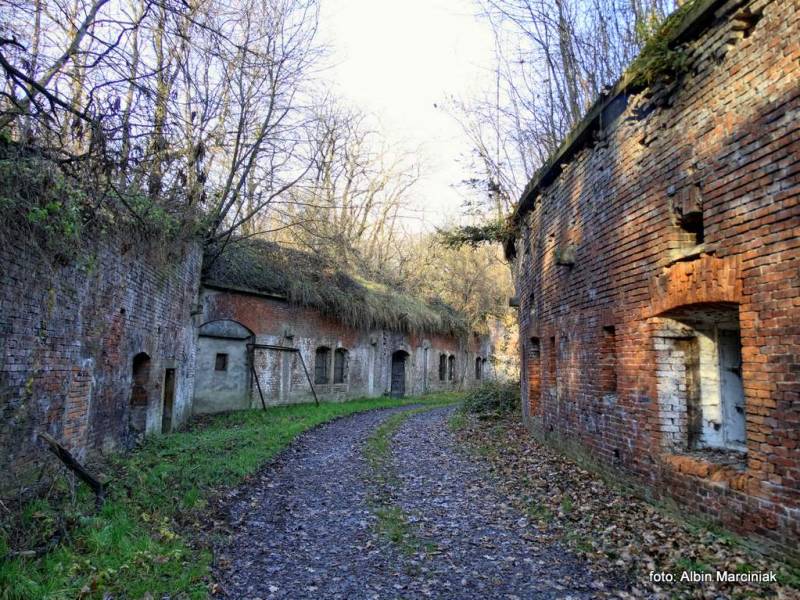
129, 352, 151, 438
391, 350, 409, 398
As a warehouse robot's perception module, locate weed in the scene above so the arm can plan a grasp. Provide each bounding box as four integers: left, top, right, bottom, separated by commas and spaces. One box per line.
461, 381, 520, 415
674, 557, 712, 574
626, 0, 699, 87
2, 394, 456, 599
373, 506, 416, 556
448, 411, 466, 432
527, 503, 554, 524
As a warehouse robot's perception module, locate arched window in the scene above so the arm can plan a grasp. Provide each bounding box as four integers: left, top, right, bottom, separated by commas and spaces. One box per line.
447, 355, 455, 381
475, 356, 482, 380
314, 346, 330, 384
439, 354, 447, 381
334, 348, 348, 384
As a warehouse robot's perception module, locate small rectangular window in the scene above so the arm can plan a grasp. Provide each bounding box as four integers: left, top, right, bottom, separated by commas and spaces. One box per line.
215, 353, 228, 371
548, 336, 556, 385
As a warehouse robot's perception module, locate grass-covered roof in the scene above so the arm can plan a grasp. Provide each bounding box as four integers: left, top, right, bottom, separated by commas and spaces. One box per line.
203, 239, 468, 336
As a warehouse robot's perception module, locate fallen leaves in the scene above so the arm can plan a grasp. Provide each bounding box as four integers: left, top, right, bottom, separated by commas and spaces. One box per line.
453, 414, 800, 599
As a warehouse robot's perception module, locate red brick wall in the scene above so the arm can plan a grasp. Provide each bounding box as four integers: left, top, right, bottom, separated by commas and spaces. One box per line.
199, 287, 493, 405
512, 0, 799, 556
0, 232, 201, 493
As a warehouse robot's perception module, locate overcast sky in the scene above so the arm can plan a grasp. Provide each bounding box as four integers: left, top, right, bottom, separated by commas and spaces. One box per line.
318, 0, 496, 231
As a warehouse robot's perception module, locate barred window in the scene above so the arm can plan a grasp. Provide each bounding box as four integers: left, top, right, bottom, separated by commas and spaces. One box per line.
314, 347, 330, 384
334, 348, 348, 384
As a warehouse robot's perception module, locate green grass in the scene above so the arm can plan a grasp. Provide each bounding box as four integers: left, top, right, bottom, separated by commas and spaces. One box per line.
1, 393, 459, 599
373, 506, 417, 555
526, 502, 554, 525
447, 411, 467, 432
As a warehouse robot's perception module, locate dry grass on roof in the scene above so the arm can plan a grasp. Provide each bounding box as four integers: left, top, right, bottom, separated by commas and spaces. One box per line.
203, 239, 468, 336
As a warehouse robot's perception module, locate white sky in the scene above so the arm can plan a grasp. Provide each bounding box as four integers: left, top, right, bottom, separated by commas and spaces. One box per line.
318, 0, 496, 231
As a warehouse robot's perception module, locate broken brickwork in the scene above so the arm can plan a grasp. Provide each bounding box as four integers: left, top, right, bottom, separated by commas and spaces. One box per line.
509, 0, 799, 557
0, 231, 201, 493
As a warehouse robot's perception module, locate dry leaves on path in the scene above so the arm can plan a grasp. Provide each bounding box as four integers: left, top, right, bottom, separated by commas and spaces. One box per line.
453, 414, 800, 600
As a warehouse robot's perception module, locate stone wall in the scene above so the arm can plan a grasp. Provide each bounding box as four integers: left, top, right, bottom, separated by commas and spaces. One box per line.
511, 0, 799, 557
0, 230, 202, 493
195, 285, 493, 410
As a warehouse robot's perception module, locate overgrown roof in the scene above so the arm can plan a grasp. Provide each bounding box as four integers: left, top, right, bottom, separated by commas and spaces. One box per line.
202, 239, 468, 336
504, 0, 729, 259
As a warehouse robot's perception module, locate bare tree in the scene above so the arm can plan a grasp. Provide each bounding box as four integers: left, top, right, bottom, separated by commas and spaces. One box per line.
271, 101, 420, 276
0, 0, 323, 245
450, 0, 677, 222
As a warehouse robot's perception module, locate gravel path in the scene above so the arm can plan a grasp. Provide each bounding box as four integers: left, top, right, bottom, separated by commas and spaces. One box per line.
213, 405, 617, 599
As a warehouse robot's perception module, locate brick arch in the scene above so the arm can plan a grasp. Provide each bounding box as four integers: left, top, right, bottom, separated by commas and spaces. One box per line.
649, 255, 741, 317
198, 318, 254, 340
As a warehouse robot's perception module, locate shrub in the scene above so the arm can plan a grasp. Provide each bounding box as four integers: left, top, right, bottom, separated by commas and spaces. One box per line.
462, 380, 520, 415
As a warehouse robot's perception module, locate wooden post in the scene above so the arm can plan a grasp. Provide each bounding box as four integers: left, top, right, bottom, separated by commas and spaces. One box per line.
297, 351, 319, 406
251, 362, 267, 411
38, 433, 105, 508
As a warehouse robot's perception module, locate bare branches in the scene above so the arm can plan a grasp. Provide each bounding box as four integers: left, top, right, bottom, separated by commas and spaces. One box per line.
0, 0, 111, 129
1, 0, 323, 242
451, 0, 677, 219
269, 101, 420, 275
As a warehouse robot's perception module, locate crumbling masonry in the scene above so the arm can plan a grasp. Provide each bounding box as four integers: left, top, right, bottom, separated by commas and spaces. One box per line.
0, 234, 202, 491
508, 0, 799, 557
1, 234, 491, 493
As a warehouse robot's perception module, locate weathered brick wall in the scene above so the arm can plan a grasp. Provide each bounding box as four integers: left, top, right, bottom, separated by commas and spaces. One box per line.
196, 286, 493, 409
0, 230, 202, 492
512, 0, 799, 556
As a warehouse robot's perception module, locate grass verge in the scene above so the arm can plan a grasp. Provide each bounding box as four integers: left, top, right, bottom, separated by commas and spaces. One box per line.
362, 393, 460, 556
1, 394, 456, 599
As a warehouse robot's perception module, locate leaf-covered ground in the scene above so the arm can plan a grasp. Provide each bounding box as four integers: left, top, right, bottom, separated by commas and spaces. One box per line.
213, 403, 610, 598
452, 413, 800, 600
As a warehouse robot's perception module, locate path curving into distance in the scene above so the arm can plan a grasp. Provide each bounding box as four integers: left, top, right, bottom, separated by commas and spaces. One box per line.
213, 405, 622, 599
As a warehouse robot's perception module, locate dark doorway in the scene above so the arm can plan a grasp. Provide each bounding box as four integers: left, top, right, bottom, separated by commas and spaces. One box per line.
129, 352, 151, 437
391, 351, 409, 397
162, 368, 176, 434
